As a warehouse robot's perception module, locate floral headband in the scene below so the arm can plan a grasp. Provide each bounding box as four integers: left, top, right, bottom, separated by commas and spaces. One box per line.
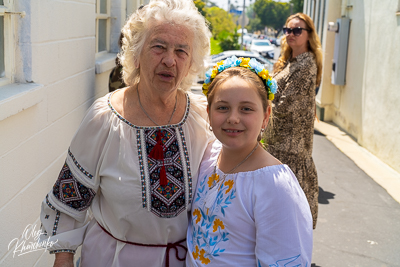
202, 56, 277, 100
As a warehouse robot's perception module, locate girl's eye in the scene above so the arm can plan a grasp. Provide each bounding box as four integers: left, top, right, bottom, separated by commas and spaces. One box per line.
216, 106, 228, 111
242, 107, 253, 112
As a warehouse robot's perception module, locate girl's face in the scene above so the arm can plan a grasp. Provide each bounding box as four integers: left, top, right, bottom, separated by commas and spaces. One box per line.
208, 76, 270, 152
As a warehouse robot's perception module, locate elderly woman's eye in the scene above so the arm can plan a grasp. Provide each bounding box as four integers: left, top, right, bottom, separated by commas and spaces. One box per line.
177, 49, 188, 56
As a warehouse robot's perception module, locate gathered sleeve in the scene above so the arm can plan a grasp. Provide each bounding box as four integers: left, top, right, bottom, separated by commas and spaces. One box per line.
39, 98, 112, 254
253, 166, 313, 266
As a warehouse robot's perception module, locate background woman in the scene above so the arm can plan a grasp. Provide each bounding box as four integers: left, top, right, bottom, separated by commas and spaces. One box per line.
265, 13, 323, 229
39, 0, 212, 266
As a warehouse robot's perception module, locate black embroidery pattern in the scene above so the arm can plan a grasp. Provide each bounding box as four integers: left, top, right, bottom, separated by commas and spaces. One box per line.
52, 163, 95, 212
145, 129, 187, 218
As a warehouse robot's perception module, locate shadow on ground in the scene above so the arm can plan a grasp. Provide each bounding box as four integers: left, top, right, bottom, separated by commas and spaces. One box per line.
314, 129, 325, 136
318, 186, 335, 204
311, 264, 322, 267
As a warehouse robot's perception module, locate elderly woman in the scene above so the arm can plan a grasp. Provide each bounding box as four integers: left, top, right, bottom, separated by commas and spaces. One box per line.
266, 13, 323, 229
39, 0, 212, 266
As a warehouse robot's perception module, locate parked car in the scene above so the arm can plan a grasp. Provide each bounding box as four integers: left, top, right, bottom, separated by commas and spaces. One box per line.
249, 39, 274, 59
269, 37, 279, 46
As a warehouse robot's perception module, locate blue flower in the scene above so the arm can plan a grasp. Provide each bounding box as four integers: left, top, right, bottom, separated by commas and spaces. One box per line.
269, 79, 278, 94
204, 77, 211, 84
249, 58, 264, 74
223, 56, 241, 70
205, 69, 212, 79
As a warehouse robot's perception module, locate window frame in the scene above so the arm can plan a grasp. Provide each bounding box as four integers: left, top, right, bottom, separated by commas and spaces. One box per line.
95, 0, 111, 56
0, 0, 16, 87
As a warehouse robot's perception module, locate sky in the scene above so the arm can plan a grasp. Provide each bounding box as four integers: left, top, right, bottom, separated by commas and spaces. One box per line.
211, 0, 290, 11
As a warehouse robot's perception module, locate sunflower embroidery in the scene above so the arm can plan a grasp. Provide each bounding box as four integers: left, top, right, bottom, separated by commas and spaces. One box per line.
193, 209, 201, 224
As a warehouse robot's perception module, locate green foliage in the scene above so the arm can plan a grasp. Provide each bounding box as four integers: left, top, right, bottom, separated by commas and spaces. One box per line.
205, 6, 236, 39
193, 0, 207, 17
246, 17, 264, 32
290, 0, 304, 14
253, 0, 291, 30
218, 30, 240, 51
210, 38, 223, 55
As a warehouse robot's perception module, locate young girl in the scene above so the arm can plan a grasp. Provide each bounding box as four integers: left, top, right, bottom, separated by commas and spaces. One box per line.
186, 56, 313, 266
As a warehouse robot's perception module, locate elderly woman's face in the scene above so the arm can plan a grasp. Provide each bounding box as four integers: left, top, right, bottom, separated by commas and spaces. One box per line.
139, 22, 193, 94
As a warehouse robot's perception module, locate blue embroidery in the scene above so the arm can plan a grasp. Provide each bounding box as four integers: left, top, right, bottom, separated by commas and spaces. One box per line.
258, 254, 303, 267
190, 174, 236, 263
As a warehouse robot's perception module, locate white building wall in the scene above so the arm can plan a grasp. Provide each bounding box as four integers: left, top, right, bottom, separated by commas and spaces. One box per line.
308, 0, 400, 173
0, 0, 134, 265
359, 0, 400, 172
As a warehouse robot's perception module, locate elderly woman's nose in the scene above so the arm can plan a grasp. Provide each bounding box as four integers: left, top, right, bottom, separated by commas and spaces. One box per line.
162, 51, 176, 67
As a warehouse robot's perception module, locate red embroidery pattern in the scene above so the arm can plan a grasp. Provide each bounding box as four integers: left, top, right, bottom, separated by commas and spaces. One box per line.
145, 128, 187, 218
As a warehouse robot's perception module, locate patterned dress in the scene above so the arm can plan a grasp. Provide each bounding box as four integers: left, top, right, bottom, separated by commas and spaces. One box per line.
39, 91, 213, 266
186, 141, 313, 266
266, 51, 319, 229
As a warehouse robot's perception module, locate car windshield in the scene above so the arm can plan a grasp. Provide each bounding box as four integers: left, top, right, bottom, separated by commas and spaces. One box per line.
253, 41, 271, 46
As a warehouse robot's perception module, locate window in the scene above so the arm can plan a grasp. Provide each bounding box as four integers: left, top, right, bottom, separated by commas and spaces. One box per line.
96, 0, 110, 54
0, 0, 16, 87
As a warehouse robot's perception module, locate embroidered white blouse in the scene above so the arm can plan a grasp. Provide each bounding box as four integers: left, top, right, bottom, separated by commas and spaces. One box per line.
186, 141, 313, 267
39, 91, 212, 267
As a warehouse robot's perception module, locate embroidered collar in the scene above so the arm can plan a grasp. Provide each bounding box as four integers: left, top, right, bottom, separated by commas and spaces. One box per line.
107, 90, 191, 129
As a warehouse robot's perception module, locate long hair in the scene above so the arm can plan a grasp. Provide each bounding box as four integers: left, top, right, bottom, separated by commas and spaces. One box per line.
119, 0, 211, 91
274, 13, 323, 86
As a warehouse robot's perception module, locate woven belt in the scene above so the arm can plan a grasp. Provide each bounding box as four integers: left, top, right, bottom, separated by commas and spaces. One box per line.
97, 222, 187, 267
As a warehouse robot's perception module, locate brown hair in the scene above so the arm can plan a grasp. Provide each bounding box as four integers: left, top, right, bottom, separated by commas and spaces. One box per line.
274, 13, 323, 86
207, 67, 273, 127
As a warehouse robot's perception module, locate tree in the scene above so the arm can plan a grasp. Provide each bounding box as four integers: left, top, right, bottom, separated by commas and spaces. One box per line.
205, 6, 236, 39
290, 0, 304, 14
246, 17, 264, 32
253, 0, 290, 30
193, 0, 207, 17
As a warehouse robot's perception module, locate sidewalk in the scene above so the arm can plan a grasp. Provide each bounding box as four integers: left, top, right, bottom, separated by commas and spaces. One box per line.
314, 120, 400, 204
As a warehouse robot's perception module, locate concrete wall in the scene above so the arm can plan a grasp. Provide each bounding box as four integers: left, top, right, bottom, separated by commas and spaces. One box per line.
359, 0, 400, 173
0, 0, 134, 265
308, 0, 400, 173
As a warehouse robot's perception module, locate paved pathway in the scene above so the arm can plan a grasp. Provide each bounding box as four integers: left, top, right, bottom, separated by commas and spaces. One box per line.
312, 129, 400, 266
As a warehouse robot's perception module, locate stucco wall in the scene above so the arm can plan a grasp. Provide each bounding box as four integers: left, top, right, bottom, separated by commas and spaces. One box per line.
359, 0, 400, 172
0, 0, 109, 265
314, 0, 400, 173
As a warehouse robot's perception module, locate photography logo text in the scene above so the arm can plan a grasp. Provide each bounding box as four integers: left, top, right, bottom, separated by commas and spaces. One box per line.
8, 224, 58, 257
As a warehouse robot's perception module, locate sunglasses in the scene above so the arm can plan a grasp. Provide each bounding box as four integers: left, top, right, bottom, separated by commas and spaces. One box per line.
283, 27, 310, 36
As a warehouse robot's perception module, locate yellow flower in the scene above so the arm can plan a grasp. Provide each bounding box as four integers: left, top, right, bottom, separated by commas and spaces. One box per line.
240, 58, 250, 68
211, 67, 218, 78
199, 249, 210, 264
213, 218, 225, 232
192, 245, 199, 259
207, 173, 220, 188
259, 69, 269, 80
224, 180, 234, 193
269, 94, 274, 100
193, 209, 201, 224
202, 83, 209, 96
217, 61, 224, 67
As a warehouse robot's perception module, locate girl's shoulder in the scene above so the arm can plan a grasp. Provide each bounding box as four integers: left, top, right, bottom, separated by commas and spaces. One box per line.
198, 140, 221, 179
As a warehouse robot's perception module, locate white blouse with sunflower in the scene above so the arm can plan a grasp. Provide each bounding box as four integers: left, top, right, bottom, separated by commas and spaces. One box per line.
186, 141, 313, 267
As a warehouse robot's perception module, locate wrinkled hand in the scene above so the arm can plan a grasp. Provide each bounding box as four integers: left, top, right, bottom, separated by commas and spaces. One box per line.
53, 252, 74, 267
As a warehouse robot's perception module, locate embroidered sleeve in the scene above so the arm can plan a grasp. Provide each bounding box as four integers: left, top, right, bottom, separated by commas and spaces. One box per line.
39, 96, 110, 253
253, 167, 313, 266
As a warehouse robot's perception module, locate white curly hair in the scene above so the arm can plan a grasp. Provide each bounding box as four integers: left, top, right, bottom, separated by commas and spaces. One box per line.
118, 0, 211, 91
